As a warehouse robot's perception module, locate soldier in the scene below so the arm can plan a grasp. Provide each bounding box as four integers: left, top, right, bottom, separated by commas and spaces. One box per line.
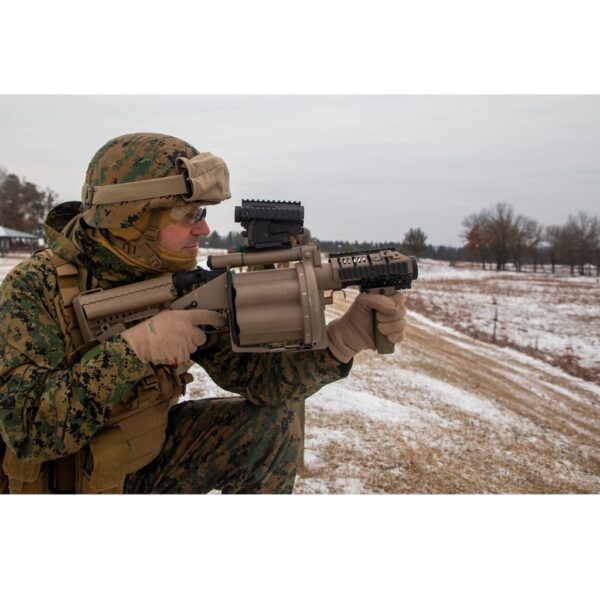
0, 132, 406, 494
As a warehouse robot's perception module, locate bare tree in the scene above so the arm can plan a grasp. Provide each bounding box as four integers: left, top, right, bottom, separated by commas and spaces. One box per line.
462, 212, 490, 269
595, 230, 600, 277
484, 203, 519, 271
567, 212, 600, 276
545, 225, 563, 274
523, 218, 543, 272
508, 213, 527, 271
561, 219, 579, 275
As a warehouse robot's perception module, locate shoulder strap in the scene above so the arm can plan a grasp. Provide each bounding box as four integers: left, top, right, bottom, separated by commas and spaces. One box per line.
36, 248, 87, 356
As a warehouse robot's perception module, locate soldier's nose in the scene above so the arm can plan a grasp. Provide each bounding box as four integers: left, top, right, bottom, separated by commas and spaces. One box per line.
191, 219, 210, 236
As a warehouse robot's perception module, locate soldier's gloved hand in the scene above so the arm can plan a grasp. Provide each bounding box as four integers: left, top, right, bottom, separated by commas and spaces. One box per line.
121, 309, 226, 365
327, 293, 406, 364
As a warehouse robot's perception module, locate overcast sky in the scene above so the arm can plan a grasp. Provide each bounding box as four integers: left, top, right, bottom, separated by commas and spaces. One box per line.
0, 95, 598, 246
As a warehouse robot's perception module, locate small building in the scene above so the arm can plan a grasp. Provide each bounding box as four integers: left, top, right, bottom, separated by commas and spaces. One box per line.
0, 225, 41, 256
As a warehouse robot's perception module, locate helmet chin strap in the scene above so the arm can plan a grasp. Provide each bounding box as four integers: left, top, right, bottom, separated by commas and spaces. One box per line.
104, 209, 198, 273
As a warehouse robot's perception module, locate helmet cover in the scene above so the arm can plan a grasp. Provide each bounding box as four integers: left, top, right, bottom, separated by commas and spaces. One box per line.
81, 132, 229, 229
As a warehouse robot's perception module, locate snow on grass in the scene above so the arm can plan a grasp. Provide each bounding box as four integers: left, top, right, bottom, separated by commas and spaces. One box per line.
392, 369, 530, 429
417, 258, 596, 282
310, 384, 421, 426
312, 356, 533, 433
410, 260, 600, 381
303, 426, 364, 470
409, 309, 600, 407
417, 259, 523, 281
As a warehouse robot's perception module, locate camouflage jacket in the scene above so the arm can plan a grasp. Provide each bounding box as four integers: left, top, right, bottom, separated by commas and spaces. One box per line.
0, 203, 351, 463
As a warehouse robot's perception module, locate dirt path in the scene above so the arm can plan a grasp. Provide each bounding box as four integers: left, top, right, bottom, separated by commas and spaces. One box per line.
294, 291, 600, 493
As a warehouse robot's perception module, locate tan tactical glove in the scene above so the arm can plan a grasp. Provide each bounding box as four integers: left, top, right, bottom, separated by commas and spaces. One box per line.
327, 293, 406, 364
121, 309, 226, 365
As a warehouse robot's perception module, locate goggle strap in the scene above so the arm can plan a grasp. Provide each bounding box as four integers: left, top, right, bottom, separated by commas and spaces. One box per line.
82, 175, 187, 206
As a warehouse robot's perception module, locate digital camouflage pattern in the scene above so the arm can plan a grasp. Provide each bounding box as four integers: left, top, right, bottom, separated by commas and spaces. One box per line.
0, 200, 351, 491
124, 398, 302, 493
0, 249, 148, 461
82, 132, 203, 229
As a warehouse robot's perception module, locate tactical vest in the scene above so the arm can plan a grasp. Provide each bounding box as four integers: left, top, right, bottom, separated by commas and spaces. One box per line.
1, 249, 192, 494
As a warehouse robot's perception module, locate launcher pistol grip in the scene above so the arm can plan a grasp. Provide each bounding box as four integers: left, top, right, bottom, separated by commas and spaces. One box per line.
367, 287, 396, 354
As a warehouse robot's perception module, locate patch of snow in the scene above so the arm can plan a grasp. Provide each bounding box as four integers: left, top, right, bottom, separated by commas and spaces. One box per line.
296, 477, 330, 493
394, 369, 534, 430
310, 385, 418, 426
334, 478, 366, 494
304, 425, 364, 448
181, 364, 232, 402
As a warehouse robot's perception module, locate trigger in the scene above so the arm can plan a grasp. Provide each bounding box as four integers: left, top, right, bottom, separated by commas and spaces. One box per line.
328, 290, 347, 305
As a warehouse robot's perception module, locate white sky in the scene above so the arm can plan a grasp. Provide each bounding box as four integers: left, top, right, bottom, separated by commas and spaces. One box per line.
1, 95, 599, 246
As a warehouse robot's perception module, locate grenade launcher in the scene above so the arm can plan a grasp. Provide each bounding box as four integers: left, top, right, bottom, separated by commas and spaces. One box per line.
72, 200, 418, 354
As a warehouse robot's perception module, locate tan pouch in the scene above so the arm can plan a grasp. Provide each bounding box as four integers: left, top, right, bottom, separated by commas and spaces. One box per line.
109, 367, 182, 474
2, 447, 49, 494
77, 427, 129, 494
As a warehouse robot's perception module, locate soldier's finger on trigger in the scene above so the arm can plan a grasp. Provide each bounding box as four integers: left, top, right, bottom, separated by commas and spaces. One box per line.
187, 309, 226, 328
190, 330, 206, 347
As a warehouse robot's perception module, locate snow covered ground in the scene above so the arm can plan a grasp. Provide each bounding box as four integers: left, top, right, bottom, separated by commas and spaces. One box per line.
409, 259, 600, 381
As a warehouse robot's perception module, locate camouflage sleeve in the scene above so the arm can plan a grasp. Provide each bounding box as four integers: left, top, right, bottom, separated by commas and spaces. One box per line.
0, 256, 146, 462
191, 333, 352, 406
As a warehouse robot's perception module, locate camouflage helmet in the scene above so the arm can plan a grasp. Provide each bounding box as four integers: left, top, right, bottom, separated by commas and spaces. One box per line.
81, 132, 231, 229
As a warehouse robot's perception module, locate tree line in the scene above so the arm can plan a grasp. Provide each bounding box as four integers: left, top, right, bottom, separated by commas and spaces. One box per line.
462, 202, 600, 276
0, 168, 58, 235
204, 227, 430, 257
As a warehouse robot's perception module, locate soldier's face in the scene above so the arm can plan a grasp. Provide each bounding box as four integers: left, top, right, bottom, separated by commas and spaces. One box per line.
157, 214, 210, 254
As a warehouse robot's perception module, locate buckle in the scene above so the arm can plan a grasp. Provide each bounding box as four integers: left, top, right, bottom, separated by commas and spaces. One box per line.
141, 373, 159, 390
82, 184, 95, 208
144, 227, 159, 242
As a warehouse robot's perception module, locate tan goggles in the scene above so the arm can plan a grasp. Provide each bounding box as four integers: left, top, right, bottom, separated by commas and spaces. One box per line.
81, 152, 230, 207
170, 206, 207, 224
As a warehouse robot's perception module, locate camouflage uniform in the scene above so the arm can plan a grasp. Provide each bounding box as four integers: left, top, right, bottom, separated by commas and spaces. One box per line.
0, 147, 352, 494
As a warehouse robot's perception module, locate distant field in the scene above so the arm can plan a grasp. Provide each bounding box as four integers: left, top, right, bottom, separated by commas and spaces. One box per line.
407, 259, 600, 383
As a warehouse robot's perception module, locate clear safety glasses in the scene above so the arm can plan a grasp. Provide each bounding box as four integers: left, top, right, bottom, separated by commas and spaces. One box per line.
169, 206, 207, 225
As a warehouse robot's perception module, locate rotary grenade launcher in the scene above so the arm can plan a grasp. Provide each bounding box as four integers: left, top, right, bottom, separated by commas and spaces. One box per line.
72, 200, 418, 354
